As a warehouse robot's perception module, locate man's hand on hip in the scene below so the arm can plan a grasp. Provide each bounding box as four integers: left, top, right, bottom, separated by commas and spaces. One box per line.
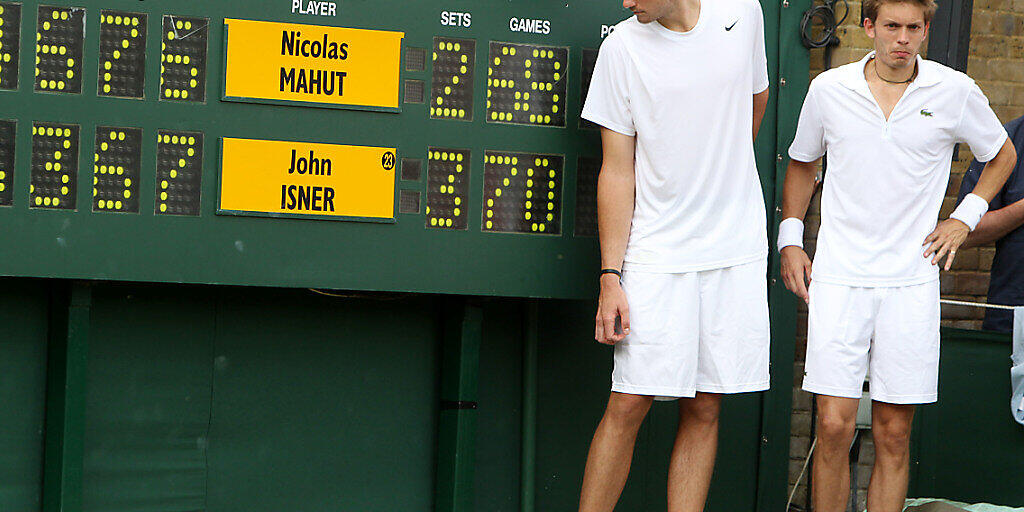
923, 219, 970, 271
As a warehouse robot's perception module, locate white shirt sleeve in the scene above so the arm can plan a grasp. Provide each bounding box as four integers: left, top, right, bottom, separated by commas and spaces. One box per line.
581, 36, 636, 136
956, 81, 1008, 162
788, 82, 826, 162
750, 2, 770, 94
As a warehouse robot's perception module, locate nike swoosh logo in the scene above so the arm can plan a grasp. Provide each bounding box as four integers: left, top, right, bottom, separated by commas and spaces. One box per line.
725, 19, 739, 31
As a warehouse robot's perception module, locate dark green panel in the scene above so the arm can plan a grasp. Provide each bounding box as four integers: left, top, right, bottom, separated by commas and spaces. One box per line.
206, 289, 440, 512
0, 279, 49, 512
474, 300, 525, 512
910, 328, 1024, 505
81, 284, 214, 512
535, 299, 643, 511
758, 0, 805, 509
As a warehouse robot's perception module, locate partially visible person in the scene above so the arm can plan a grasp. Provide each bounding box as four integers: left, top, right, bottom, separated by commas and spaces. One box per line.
777, 0, 1017, 511
957, 114, 1024, 332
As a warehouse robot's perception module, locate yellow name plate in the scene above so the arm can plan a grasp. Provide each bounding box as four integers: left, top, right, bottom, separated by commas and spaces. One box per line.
218, 137, 397, 222
222, 18, 404, 111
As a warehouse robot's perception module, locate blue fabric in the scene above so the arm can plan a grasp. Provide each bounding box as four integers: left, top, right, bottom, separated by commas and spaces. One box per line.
957, 116, 1024, 332
1013, 307, 1024, 426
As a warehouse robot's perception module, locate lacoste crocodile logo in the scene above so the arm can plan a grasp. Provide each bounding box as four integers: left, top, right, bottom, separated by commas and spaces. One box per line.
920, 109, 934, 117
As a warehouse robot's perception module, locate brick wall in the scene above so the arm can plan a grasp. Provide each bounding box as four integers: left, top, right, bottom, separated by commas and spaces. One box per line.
787, 1, 1024, 510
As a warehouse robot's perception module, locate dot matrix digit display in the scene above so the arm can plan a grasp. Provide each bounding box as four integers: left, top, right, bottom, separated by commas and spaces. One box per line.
30, 122, 78, 210
579, 48, 598, 130
486, 42, 568, 127
93, 126, 141, 213
0, 2, 22, 90
574, 156, 600, 237
430, 37, 475, 122
155, 130, 202, 216
97, 11, 146, 98
160, 15, 207, 102
0, 119, 13, 205
425, 147, 470, 230
35, 5, 84, 94
481, 150, 563, 235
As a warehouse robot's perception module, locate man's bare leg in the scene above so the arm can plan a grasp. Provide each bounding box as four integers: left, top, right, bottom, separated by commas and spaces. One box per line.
812, 394, 860, 512
578, 392, 654, 512
666, 392, 721, 512
866, 401, 915, 512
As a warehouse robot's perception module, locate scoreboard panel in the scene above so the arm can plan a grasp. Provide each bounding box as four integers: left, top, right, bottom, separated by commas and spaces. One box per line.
0, 0, 778, 299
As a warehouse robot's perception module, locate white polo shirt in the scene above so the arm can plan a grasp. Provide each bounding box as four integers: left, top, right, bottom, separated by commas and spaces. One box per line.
582, 0, 770, 273
789, 52, 1008, 287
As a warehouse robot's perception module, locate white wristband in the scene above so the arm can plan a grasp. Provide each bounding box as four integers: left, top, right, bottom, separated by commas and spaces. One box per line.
777, 217, 805, 253
949, 193, 989, 231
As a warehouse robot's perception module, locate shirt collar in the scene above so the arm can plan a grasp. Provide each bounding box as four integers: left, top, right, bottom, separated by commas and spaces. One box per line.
840, 51, 942, 92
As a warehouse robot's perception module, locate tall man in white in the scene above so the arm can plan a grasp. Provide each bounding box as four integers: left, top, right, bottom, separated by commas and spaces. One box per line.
779, 1, 1017, 510
578, 0, 771, 510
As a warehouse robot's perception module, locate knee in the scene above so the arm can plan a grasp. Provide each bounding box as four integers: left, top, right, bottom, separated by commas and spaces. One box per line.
872, 421, 911, 457
816, 413, 855, 447
604, 393, 652, 427
681, 395, 721, 425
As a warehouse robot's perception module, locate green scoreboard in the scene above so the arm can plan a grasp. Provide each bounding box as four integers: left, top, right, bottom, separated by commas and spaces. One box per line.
0, 0, 776, 299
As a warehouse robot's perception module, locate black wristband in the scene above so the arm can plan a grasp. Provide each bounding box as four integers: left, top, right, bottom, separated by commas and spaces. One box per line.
600, 268, 622, 279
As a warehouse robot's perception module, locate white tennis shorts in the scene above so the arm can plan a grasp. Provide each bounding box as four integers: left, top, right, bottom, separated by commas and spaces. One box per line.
611, 258, 771, 400
803, 279, 940, 404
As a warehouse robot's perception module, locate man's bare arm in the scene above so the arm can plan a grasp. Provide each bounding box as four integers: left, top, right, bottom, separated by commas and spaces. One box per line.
925, 138, 1016, 265
965, 139, 1017, 204
962, 197, 1024, 249
781, 159, 818, 223
753, 89, 769, 141
778, 158, 820, 303
595, 127, 636, 344
597, 128, 636, 272
959, 139, 1020, 248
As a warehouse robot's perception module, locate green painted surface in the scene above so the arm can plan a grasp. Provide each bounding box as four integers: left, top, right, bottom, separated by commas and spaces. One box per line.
42, 283, 91, 512
0, 280, 49, 512
81, 285, 213, 512
757, 0, 809, 510
910, 328, 1024, 507
436, 300, 483, 512
0, 0, 817, 510
76, 284, 440, 512
0, 0, 786, 300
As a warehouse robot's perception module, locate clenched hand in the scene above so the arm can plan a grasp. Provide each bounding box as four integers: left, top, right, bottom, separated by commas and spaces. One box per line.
781, 246, 812, 304
595, 274, 630, 344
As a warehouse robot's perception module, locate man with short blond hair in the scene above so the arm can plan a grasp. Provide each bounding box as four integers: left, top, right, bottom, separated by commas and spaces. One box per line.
779, 0, 1017, 511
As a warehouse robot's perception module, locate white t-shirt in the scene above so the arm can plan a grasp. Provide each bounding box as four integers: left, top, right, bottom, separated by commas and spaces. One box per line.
789, 52, 1008, 287
581, 0, 770, 273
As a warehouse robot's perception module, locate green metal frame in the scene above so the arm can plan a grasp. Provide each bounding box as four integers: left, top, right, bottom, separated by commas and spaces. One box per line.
42, 282, 91, 512
435, 298, 483, 512
755, 0, 809, 510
